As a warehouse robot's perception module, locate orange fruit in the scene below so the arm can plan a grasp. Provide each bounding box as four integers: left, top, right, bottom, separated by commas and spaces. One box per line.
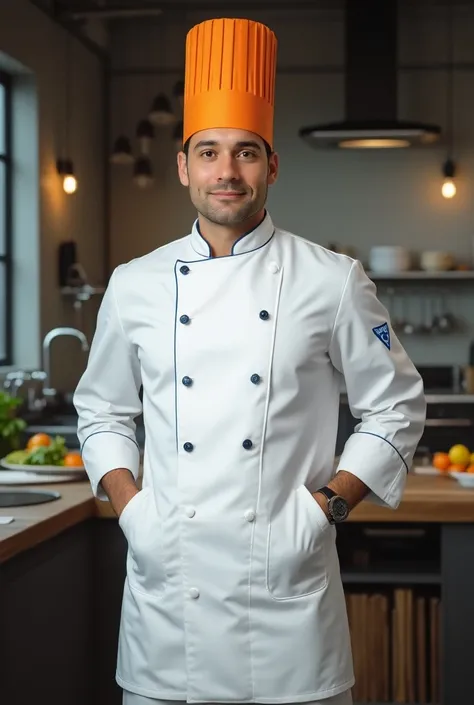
466, 465, 474, 474
448, 463, 468, 472
27, 433, 52, 450
433, 452, 450, 471
63, 452, 83, 468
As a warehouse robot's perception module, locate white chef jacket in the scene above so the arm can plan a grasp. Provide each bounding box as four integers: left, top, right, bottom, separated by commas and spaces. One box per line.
74, 211, 426, 703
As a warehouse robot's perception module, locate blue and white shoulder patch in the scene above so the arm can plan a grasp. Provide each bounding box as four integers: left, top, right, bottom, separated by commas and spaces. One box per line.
372, 322, 391, 350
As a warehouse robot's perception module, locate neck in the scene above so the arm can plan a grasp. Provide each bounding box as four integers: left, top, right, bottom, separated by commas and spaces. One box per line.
198, 209, 266, 257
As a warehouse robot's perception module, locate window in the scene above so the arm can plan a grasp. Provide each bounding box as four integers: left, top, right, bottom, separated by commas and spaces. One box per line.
0, 72, 12, 365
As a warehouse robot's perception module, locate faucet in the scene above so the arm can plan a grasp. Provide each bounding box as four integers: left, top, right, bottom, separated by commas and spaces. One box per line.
42, 327, 89, 397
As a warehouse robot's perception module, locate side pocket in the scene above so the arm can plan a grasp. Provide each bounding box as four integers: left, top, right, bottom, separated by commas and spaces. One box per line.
119, 486, 168, 597
266, 485, 329, 600
118, 488, 149, 538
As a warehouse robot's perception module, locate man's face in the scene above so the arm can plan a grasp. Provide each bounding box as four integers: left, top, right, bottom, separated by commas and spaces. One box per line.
177, 128, 279, 227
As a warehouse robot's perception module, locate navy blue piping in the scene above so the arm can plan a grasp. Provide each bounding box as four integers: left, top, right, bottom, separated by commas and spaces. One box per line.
355, 431, 409, 473
183, 229, 275, 266
173, 265, 179, 452
80, 430, 140, 454
231, 211, 267, 255
193, 210, 271, 259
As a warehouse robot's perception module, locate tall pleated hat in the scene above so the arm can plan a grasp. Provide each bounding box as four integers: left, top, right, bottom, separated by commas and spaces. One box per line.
183, 18, 277, 149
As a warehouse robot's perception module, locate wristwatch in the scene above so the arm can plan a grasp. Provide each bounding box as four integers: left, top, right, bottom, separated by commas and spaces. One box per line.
315, 486, 349, 524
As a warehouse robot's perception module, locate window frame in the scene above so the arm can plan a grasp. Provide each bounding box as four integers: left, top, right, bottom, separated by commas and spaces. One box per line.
0, 70, 12, 365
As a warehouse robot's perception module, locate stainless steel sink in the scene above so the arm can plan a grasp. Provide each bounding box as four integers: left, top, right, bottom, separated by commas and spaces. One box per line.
0, 489, 61, 507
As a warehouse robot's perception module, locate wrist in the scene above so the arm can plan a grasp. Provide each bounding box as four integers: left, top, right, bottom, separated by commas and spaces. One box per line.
314, 486, 350, 524
313, 492, 331, 520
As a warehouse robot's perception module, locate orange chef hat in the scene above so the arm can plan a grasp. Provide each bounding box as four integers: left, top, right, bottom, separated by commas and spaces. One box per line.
183, 18, 277, 149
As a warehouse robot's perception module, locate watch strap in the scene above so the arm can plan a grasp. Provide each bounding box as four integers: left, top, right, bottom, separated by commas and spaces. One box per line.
315, 485, 337, 502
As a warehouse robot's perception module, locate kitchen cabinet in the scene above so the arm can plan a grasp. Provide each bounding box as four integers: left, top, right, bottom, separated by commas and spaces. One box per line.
0, 522, 94, 704
0, 517, 128, 705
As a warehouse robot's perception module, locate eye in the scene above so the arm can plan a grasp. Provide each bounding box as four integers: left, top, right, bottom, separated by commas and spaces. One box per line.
238, 150, 257, 159
200, 150, 215, 159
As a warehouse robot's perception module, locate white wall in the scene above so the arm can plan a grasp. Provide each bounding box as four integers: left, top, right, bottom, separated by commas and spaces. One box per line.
0, 0, 105, 391
107, 5, 474, 367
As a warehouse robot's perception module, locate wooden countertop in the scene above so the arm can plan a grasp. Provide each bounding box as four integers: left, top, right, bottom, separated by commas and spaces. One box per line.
0, 473, 473, 564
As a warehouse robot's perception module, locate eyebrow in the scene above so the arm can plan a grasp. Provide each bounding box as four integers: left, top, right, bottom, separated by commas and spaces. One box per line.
193, 140, 262, 152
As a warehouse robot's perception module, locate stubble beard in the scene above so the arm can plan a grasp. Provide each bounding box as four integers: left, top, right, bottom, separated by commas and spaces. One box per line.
191, 183, 268, 227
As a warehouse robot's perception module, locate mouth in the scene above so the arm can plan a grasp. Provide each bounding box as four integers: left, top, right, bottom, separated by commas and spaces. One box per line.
209, 191, 246, 198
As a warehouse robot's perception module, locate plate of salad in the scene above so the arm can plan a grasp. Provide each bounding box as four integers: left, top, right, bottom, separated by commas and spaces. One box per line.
1, 433, 85, 475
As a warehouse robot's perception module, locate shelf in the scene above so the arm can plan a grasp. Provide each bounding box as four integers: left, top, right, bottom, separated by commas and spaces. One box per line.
60, 285, 105, 301
368, 270, 474, 280
341, 571, 441, 585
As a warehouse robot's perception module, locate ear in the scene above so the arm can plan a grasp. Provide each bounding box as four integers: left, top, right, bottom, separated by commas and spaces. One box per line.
267, 152, 279, 186
177, 151, 189, 186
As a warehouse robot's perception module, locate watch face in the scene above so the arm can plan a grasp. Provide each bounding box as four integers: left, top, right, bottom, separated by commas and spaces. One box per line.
329, 496, 349, 523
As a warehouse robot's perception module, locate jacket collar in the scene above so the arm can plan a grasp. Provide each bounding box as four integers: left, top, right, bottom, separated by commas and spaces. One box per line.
190, 211, 275, 258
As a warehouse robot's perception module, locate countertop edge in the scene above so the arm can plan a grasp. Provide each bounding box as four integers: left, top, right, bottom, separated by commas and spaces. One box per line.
2, 475, 474, 564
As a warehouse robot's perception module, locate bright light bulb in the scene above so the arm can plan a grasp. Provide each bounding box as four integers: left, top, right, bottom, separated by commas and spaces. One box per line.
442, 179, 456, 199
63, 174, 78, 194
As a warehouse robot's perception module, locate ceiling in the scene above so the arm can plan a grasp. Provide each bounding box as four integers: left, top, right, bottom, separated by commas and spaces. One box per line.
33, 0, 474, 20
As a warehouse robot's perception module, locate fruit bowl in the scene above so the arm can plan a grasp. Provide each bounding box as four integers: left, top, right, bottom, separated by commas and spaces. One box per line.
449, 471, 474, 488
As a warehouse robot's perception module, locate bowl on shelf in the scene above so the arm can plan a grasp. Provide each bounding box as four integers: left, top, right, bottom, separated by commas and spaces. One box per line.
368, 246, 412, 273
420, 251, 454, 272
449, 471, 474, 488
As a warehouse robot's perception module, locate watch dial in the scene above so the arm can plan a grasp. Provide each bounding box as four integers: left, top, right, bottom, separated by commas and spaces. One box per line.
332, 497, 349, 522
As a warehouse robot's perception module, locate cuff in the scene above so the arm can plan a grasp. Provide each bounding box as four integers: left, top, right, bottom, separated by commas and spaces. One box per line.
336, 431, 408, 509
81, 431, 140, 501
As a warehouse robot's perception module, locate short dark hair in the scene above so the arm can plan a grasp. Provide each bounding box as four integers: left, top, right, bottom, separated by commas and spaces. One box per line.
183, 137, 273, 159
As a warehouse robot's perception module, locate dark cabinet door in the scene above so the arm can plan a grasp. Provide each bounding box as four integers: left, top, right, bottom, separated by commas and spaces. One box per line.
0, 523, 94, 705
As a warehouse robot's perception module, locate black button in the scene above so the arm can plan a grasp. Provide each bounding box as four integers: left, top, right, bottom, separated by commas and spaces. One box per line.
259, 310, 269, 320
180, 265, 190, 275
242, 439, 253, 450
180, 314, 190, 325
182, 376, 193, 387
183, 442, 194, 453
250, 374, 261, 385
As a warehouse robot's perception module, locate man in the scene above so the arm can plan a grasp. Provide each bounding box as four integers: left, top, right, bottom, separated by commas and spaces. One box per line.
74, 17, 426, 705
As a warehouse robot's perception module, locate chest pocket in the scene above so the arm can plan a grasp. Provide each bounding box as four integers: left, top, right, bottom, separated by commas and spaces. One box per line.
266, 485, 331, 600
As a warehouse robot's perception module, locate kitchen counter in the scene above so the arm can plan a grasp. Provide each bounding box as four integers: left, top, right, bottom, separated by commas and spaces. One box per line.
0, 473, 473, 564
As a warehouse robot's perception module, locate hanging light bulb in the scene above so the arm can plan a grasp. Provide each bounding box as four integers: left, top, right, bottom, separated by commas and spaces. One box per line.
57, 158, 78, 194
149, 93, 175, 126
136, 119, 154, 155
173, 120, 183, 152
441, 158, 456, 199
173, 80, 185, 109
134, 155, 154, 188
110, 135, 134, 165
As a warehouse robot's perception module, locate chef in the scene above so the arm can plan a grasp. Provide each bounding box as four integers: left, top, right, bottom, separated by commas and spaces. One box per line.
73, 16, 426, 705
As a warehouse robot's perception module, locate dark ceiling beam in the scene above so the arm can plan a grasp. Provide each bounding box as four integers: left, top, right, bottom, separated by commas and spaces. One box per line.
28, 0, 108, 61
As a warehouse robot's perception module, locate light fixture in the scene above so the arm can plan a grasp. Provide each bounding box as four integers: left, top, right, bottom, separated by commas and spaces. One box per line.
136, 119, 154, 155
149, 93, 175, 126
441, 1, 457, 200
441, 158, 456, 199
338, 136, 411, 149
299, 0, 441, 150
134, 155, 154, 188
110, 135, 134, 164
57, 158, 78, 194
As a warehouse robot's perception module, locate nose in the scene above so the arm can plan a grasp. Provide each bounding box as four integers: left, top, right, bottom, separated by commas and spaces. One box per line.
216, 153, 240, 183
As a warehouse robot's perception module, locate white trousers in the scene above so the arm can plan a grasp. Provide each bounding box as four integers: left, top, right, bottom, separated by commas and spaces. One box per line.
122, 692, 353, 705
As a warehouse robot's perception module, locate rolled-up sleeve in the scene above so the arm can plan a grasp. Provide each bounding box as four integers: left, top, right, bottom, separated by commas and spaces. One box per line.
73, 266, 142, 500
329, 260, 426, 508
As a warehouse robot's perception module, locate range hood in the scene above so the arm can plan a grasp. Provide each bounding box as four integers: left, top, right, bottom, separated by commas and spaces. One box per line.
299, 0, 441, 149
